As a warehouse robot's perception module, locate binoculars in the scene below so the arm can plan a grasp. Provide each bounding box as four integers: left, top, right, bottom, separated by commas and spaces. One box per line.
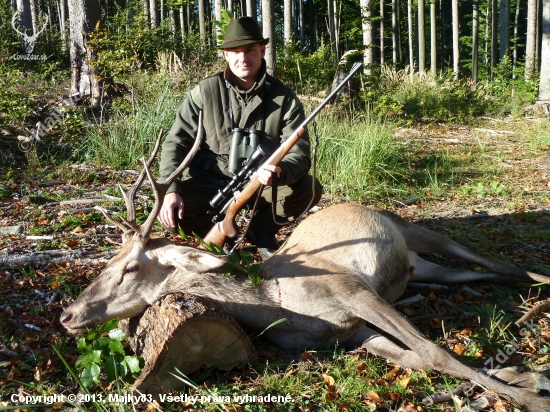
228, 128, 264, 174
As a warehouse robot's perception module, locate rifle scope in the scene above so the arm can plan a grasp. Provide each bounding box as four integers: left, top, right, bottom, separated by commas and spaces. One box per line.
210, 144, 270, 209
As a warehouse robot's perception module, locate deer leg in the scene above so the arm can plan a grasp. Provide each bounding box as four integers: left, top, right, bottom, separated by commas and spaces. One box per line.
348, 290, 550, 412
343, 325, 434, 371
381, 211, 550, 284
409, 252, 517, 283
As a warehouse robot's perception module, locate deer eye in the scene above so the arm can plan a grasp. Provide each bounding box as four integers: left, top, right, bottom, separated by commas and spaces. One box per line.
125, 264, 140, 274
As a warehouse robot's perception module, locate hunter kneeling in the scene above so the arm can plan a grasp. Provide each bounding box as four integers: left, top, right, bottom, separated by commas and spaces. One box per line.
157, 17, 322, 251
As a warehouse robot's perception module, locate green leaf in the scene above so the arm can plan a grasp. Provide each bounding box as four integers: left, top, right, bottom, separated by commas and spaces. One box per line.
86, 329, 97, 340
80, 366, 95, 388
124, 356, 141, 373
88, 349, 102, 364
95, 336, 111, 351
75, 354, 91, 370
118, 358, 128, 377
77, 337, 90, 352
221, 263, 235, 277
97, 318, 119, 333
105, 355, 117, 381
108, 328, 128, 341
108, 339, 125, 356
81, 362, 101, 388
178, 227, 188, 240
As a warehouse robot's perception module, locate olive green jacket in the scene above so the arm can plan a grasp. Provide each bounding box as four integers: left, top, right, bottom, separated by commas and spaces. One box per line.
159, 60, 311, 194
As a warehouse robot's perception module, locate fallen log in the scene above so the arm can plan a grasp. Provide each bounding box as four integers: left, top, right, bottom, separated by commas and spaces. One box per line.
119, 293, 255, 396
0, 249, 118, 267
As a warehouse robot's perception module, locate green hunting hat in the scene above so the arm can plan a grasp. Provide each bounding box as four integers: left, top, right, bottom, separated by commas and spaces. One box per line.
218, 17, 269, 49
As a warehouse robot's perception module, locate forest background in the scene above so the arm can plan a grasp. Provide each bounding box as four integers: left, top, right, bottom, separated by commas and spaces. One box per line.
1, 0, 550, 411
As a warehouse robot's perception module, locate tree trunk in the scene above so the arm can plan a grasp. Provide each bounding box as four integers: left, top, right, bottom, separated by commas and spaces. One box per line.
67, 0, 102, 107
169, 8, 176, 38
537, 0, 550, 102
247, 0, 256, 19
149, 0, 157, 28
512, 0, 520, 75
407, 0, 414, 76
142, 0, 148, 24
380, 0, 384, 66
262, 0, 276, 75
472, 0, 479, 83
484, 6, 489, 64
418, 0, 425, 72
179, 6, 185, 42
525, 0, 537, 81
430, 1, 436, 74
58, 0, 67, 53
500, 0, 510, 59
361, 0, 373, 75
328, 0, 337, 64
29, 0, 38, 35
299, 0, 304, 44
392, 0, 399, 65
490, 0, 497, 74
198, 0, 206, 47
284, 0, 292, 48
119, 293, 255, 397
214, 0, 223, 41
452, 0, 459, 79
334, 0, 341, 58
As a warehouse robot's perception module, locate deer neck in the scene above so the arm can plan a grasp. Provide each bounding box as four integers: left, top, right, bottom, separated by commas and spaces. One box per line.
163, 269, 282, 328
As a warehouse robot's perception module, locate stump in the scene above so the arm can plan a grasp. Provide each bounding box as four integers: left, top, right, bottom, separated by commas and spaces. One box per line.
119, 293, 255, 396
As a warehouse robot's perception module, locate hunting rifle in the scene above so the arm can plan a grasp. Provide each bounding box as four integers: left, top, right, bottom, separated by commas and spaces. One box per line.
203, 62, 363, 247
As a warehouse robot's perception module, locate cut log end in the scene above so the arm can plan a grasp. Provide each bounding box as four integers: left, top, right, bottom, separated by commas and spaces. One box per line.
119, 293, 255, 396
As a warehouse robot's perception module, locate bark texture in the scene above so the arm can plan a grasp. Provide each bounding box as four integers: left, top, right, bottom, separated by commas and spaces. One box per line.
67, 0, 101, 105
119, 293, 255, 396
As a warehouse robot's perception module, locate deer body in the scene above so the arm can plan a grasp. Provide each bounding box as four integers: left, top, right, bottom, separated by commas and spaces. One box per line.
60, 122, 550, 411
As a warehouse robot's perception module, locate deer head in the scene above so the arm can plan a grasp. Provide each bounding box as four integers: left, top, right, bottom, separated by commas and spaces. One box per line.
59, 113, 225, 334
11, 12, 48, 54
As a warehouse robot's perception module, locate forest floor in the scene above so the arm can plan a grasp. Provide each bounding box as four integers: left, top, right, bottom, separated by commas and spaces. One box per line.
1, 118, 550, 411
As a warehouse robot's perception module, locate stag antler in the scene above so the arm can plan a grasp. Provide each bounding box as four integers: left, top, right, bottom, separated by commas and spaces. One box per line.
97, 111, 204, 238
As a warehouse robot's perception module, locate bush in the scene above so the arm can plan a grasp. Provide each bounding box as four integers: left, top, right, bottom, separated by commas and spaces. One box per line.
364, 66, 492, 122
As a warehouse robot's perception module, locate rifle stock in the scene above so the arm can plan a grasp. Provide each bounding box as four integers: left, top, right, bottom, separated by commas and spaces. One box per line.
203, 62, 362, 247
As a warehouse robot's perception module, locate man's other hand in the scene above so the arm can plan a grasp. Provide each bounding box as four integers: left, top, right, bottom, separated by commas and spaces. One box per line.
256, 164, 281, 186
158, 192, 184, 227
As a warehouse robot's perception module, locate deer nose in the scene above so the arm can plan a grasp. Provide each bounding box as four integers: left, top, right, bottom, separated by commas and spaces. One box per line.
60, 312, 73, 325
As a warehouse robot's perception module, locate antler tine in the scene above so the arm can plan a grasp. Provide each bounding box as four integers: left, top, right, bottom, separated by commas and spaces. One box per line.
138, 111, 204, 238
118, 129, 164, 224
94, 206, 132, 233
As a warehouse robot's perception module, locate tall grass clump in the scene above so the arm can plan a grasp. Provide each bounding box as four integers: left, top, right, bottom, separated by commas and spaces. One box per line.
316, 113, 408, 201
368, 66, 491, 122
79, 76, 184, 169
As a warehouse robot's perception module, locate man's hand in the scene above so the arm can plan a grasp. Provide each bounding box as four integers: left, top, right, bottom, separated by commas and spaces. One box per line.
256, 164, 281, 186
158, 192, 184, 227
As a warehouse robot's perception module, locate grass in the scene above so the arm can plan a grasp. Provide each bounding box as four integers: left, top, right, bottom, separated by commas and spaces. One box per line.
315, 113, 409, 202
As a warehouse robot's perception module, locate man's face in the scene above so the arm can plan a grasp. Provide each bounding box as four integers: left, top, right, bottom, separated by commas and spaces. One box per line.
224, 43, 265, 86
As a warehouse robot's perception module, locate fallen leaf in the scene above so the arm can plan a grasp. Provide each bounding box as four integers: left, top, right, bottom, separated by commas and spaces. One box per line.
385, 366, 400, 379
367, 390, 381, 402
453, 342, 467, 355
322, 372, 335, 386
396, 374, 410, 388
325, 392, 338, 401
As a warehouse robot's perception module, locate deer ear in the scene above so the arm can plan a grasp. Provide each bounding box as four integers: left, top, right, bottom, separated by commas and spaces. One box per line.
186, 251, 228, 273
